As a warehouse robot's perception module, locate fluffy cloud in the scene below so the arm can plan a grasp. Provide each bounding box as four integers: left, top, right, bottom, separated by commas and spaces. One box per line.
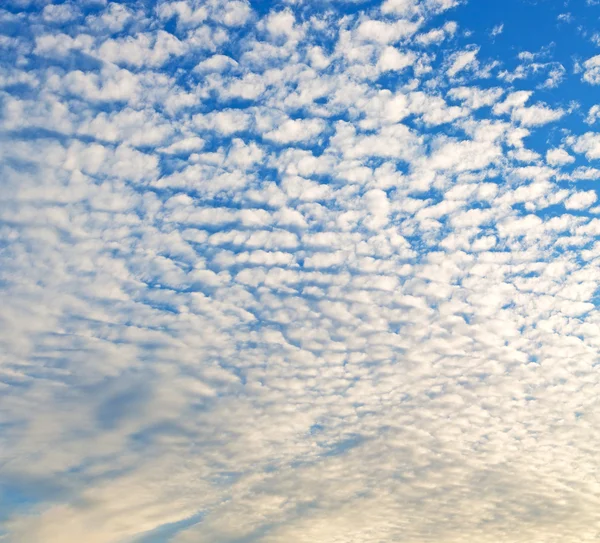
581, 54, 600, 84
98, 31, 187, 67
569, 132, 600, 159
376, 46, 416, 72
565, 190, 597, 209
546, 147, 575, 166
42, 3, 80, 24
264, 118, 327, 144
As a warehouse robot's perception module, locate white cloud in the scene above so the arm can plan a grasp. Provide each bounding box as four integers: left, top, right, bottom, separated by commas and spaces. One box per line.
510, 103, 565, 126
447, 86, 504, 109
425, 126, 504, 172
157, 1, 208, 28
565, 190, 597, 210
377, 46, 416, 72
77, 107, 174, 147
307, 46, 330, 70
193, 109, 253, 135
98, 31, 187, 67
382, 0, 460, 16
3, 2, 600, 543
63, 141, 159, 181
581, 54, 600, 84
492, 90, 532, 114
264, 118, 327, 144
498, 55, 566, 88
217, 0, 252, 27
546, 148, 575, 166
50, 66, 141, 103
355, 19, 421, 44
159, 136, 205, 155
34, 33, 93, 57
264, 8, 303, 41
415, 21, 457, 45
570, 132, 600, 159
42, 3, 80, 23
446, 46, 479, 76
86, 2, 134, 32
381, 0, 420, 15
490, 23, 503, 37
585, 104, 600, 124
492, 91, 564, 126
194, 54, 238, 73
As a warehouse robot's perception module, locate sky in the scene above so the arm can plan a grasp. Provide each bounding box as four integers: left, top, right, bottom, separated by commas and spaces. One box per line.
1, 0, 600, 541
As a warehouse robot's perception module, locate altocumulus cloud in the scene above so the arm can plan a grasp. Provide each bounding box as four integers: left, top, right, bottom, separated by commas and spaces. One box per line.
2, 0, 600, 542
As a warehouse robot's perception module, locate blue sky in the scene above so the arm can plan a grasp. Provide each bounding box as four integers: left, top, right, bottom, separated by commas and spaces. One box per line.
2, 0, 600, 542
